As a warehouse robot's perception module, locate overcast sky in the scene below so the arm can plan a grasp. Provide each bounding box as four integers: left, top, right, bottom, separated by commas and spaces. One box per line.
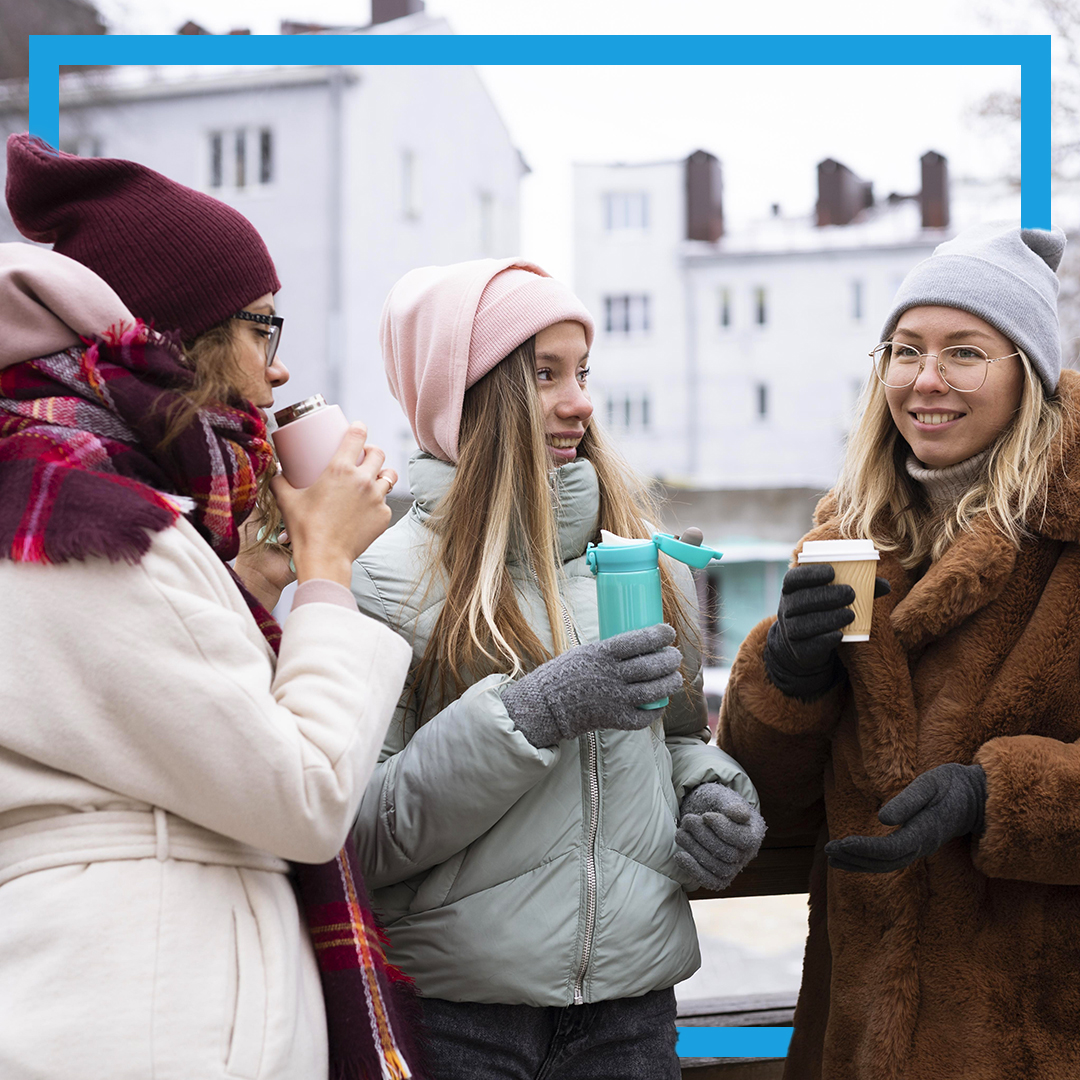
85, 0, 1050, 281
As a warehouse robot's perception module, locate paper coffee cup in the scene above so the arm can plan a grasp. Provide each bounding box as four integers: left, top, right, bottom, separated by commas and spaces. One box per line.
797, 539, 881, 642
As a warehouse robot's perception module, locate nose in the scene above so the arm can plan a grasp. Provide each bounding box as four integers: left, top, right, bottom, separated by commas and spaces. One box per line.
555, 378, 593, 422
268, 354, 290, 389
911, 355, 949, 394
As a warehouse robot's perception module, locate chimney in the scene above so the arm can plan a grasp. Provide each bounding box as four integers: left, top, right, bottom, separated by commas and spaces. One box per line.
816, 158, 873, 227
685, 150, 723, 242
371, 0, 425, 24
920, 150, 949, 229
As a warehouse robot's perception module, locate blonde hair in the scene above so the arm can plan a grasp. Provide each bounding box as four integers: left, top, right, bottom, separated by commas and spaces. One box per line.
835, 352, 1071, 568
412, 337, 697, 713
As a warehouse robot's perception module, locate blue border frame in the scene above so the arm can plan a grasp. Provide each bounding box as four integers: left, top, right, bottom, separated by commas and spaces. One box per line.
28, 33, 1050, 226
677, 1025, 793, 1058
22, 31, 1051, 1059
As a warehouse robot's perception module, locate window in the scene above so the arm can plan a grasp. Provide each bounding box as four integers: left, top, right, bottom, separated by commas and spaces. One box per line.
719, 287, 731, 328
235, 131, 247, 189
755, 381, 769, 419
208, 128, 274, 190
603, 192, 649, 232
402, 150, 420, 220
604, 294, 651, 335
209, 132, 223, 188
605, 392, 652, 433
259, 129, 274, 184
754, 286, 768, 326
852, 279, 864, 320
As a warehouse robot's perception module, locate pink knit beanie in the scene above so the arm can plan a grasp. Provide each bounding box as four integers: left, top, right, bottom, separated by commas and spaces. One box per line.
381, 257, 595, 463
5, 133, 280, 341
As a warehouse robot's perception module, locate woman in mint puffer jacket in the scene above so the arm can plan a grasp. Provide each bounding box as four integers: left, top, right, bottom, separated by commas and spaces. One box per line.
350, 257, 766, 1079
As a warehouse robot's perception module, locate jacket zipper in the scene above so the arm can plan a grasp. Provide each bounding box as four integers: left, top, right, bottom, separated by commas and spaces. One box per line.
554, 591, 599, 1006
574, 728, 600, 1005
529, 567, 600, 1006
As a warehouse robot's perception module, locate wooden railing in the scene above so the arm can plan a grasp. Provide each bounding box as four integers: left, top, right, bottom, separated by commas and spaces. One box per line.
679, 832, 817, 1080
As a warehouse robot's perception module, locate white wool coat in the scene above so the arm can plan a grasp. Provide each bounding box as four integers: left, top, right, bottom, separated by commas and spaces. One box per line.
0, 515, 412, 1080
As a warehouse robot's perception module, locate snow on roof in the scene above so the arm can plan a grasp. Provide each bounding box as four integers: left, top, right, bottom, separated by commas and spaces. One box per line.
683, 177, 1023, 260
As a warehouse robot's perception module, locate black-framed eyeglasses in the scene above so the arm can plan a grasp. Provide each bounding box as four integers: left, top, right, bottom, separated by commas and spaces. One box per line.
233, 309, 284, 367
870, 340, 1020, 394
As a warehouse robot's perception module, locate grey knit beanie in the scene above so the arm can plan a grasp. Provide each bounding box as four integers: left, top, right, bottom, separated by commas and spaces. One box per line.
880, 221, 1066, 392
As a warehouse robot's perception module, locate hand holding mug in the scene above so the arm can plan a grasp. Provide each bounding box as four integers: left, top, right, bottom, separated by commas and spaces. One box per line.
763, 563, 890, 701
270, 422, 397, 587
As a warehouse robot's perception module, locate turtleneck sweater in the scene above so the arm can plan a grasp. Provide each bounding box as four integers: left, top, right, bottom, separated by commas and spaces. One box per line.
905, 450, 990, 513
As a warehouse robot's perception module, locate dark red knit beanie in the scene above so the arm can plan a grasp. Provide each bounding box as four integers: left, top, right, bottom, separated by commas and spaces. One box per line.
5, 133, 280, 341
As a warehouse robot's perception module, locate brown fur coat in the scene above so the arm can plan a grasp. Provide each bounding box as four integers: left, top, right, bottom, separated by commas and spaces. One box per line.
719, 369, 1080, 1080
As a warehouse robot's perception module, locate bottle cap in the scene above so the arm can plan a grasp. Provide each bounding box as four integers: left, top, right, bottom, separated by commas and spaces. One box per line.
274, 394, 329, 427
654, 532, 723, 569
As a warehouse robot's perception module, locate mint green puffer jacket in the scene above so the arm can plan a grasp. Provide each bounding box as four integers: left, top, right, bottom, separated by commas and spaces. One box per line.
349, 453, 758, 1006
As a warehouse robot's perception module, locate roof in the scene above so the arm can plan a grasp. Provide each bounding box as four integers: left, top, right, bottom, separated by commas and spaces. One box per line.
681, 177, 1024, 261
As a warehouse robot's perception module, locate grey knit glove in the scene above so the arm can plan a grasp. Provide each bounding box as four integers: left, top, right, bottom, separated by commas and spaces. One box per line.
501, 623, 683, 748
824, 763, 987, 873
764, 563, 891, 702
674, 782, 767, 891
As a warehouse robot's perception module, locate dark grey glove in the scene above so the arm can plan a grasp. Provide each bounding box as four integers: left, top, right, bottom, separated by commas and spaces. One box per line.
764, 563, 890, 702
501, 623, 683, 748
824, 762, 987, 874
674, 782, 767, 891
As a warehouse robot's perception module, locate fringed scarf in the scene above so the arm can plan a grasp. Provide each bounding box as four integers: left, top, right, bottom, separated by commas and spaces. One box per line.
0, 322, 420, 1080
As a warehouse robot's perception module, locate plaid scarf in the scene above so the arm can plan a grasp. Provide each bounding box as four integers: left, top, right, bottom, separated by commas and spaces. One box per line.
0, 323, 420, 1080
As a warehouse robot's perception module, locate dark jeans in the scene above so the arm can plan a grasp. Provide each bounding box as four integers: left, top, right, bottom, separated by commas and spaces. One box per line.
415, 988, 681, 1080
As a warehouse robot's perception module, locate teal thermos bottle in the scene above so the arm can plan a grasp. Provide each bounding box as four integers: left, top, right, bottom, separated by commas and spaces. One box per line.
585, 530, 722, 709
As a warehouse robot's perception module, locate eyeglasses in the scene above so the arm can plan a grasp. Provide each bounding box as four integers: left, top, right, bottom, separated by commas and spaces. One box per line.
233, 309, 284, 367
870, 341, 1020, 394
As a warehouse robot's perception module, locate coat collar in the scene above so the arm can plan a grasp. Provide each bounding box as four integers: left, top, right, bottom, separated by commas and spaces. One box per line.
406, 451, 601, 563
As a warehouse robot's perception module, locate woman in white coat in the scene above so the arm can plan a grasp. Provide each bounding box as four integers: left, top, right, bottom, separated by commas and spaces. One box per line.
0, 134, 416, 1079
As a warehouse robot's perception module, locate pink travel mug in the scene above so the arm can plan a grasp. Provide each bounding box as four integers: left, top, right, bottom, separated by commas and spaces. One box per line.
271, 395, 352, 488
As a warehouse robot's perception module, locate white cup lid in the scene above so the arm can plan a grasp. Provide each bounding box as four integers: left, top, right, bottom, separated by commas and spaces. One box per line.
798, 539, 880, 563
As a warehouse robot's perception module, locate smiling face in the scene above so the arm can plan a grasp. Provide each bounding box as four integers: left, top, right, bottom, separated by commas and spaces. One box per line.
534, 320, 593, 466
883, 305, 1025, 468
231, 292, 289, 418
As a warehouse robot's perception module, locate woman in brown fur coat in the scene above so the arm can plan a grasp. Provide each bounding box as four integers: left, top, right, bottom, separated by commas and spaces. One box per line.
719, 222, 1079, 1080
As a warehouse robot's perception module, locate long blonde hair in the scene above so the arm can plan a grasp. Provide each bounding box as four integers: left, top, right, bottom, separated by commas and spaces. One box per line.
835, 351, 1071, 568
412, 336, 697, 711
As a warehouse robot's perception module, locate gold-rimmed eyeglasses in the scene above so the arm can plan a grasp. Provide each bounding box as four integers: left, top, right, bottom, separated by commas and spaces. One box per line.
870, 341, 1021, 394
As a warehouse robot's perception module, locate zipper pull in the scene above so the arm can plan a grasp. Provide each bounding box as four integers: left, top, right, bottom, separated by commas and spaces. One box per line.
574, 987, 584, 1006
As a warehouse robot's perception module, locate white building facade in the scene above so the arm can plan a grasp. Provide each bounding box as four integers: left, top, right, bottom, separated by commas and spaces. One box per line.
0, 17, 526, 482
574, 154, 961, 492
